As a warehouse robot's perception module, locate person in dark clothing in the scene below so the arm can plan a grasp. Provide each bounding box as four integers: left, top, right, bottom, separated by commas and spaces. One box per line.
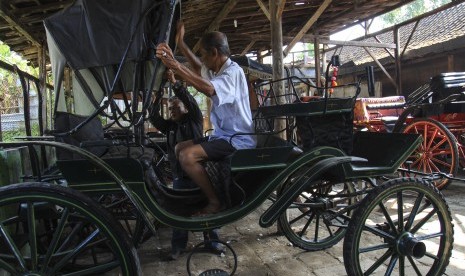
149, 70, 221, 260
149, 71, 203, 186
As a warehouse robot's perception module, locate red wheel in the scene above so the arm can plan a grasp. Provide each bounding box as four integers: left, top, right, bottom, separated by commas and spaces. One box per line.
401, 118, 458, 189
453, 131, 465, 168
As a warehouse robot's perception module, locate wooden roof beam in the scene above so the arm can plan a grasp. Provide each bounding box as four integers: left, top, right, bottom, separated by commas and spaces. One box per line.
12, 1, 72, 16
364, 46, 397, 88
277, 0, 287, 17
241, 39, 256, 56
283, 0, 332, 57
192, 0, 238, 53
255, 0, 270, 21
225, 33, 328, 43
0, 1, 40, 47
321, 39, 396, 49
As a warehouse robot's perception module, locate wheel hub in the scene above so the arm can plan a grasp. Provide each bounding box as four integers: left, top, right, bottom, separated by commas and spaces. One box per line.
418, 150, 432, 160
396, 232, 426, 259
311, 197, 330, 210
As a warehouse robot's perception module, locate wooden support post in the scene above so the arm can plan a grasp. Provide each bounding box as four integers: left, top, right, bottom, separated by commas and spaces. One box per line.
257, 50, 263, 64
448, 54, 454, 71
64, 67, 71, 112
322, 43, 327, 82
394, 26, 402, 96
314, 37, 322, 92
204, 97, 213, 133
38, 43, 47, 132
271, 0, 285, 105
271, 0, 286, 234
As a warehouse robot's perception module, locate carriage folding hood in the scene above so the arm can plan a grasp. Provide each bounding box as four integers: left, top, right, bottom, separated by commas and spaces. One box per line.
44, 0, 178, 116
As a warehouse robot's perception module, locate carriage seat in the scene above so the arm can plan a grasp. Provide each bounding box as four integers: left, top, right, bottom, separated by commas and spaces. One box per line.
230, 135, 302, 172
53, 112, 145, 162
347, 131, 421, 177
53, 112, 160, 192
430, 72, 465, 102
354, 96, 405, 123
53, 112, 108, 160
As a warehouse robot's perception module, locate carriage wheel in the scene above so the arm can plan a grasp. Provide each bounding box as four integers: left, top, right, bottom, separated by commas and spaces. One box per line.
401, 118, 458, 189
455, 134, 465, 168
343, 178, 453, 276
278, 177, 369, 251
97, 194, 148, 246
0, 182, 141, 276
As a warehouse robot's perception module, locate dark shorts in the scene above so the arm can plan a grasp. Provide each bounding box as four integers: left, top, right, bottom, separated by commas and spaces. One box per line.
193, 137, 236, 161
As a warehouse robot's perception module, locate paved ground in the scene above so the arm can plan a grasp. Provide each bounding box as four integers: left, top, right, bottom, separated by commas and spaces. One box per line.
136, 181, 465, 276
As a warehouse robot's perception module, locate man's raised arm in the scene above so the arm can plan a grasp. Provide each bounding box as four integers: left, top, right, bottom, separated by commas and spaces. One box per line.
175, 21, 202, 76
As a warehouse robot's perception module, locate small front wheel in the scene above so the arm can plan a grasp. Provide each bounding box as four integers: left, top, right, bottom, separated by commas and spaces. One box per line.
343, 178, 453, 276
0, 182, 141, 275
278, 178, 360, 251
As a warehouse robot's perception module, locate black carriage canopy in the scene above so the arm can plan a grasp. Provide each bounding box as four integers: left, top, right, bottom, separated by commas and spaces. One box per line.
45, 0, 178, 115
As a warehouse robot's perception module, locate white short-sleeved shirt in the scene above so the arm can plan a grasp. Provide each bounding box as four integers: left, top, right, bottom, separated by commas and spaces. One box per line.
201, 58, 256, 149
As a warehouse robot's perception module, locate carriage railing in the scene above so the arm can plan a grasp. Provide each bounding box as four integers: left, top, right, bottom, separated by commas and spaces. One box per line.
387, 73, 465, 133
405, 72, 465, 106
252, 73, 361, 153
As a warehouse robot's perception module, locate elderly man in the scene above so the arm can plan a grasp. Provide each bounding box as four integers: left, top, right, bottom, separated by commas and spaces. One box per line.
156, 22, 256, 215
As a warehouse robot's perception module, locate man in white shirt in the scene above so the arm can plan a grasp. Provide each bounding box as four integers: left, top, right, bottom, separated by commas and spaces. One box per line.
156, 22, 256, 215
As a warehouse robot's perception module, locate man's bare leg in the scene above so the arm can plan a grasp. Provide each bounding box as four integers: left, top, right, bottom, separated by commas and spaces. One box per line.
178, 144, 222, 214
175, 140, 194, 159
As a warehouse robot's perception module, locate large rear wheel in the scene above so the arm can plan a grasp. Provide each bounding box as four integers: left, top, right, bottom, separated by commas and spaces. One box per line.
401, 118, 458, 189
343, 178, 453, 276
0, 182, 141, 275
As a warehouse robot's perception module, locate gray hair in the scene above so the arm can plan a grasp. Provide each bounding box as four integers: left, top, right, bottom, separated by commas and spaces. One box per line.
200, 31, 230, 57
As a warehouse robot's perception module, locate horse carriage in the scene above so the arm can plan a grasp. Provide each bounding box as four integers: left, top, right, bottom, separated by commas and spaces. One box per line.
354, 71, 465, 189
0, 0, 454, 275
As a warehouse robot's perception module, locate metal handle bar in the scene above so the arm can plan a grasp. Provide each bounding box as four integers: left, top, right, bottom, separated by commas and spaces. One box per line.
397, 167, 465, 183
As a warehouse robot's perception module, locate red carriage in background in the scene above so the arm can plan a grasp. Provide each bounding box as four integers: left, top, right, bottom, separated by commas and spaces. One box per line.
354, 72, 465, 189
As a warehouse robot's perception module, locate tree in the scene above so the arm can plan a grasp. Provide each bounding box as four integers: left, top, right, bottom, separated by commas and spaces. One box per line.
0, 42, 38, 74
0, 42, 39, 114
381, 0, 451, 26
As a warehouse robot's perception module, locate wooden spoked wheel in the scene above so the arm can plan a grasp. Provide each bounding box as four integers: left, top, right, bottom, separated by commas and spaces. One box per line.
343, 178, 453, 276
401, 118, 458, 189
0, 183, 141, 276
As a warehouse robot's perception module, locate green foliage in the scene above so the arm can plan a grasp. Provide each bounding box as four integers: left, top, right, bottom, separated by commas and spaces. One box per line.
0, 42, 38, 76
380, 0, 451, 26
187, 86, 208, 115
1, 42, 41, 113
0, 68, 22, 114
1, 123, 40, 142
